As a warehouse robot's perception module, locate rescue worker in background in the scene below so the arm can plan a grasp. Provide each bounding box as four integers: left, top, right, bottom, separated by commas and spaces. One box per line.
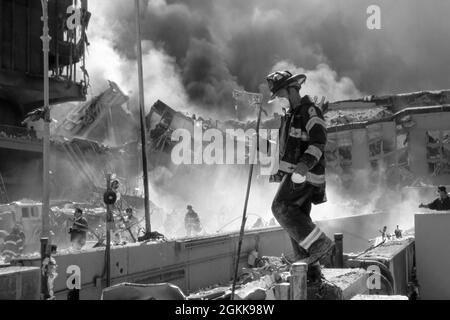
185, 205, 201, 237
266, 70, 334, 282
124, 207, 139, 242
419, 186, 450, 211
110, 179, 123, 243
69, 208, 88, 249
1, 224, 25, 262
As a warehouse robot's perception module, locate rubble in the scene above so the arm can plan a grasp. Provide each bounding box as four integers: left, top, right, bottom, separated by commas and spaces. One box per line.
188, 254, 371, 300
352, 294, 408, 300
325, 107, 393, 126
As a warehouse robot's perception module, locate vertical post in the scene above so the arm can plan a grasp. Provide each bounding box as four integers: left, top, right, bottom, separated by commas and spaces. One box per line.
290, 262, 308, 300
105, 174, 112, 288
40, 0, 51, 239
334, 233, 344, 268
73, 0, 77, 83
135, 0, 151, 235
274, 283, 290, 300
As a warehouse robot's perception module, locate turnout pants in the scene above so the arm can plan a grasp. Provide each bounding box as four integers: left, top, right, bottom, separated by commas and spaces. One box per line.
271, 174, 326, 255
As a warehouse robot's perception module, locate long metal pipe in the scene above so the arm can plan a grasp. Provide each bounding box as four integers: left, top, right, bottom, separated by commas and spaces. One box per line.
231, 100, 263, 300
135, 0, 151, 234
106, 174, 112, 287
40, 0, 51, 239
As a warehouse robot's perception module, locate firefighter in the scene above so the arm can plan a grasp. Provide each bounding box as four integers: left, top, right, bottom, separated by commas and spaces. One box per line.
266, 70, 334, 282
184, 205, 201, 237
1, 224, 25, 262
419, 186, 450, 211
69, 208, 89, 249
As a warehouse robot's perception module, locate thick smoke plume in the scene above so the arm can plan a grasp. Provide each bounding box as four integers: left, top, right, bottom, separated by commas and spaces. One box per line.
86, 0, 450, 118
57, 0, 449, 240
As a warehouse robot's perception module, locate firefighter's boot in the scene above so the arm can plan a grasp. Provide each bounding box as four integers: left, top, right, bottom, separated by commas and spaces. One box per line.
298, 233, 334, 266
307, 261, 323, 284
291, 237, 309, 261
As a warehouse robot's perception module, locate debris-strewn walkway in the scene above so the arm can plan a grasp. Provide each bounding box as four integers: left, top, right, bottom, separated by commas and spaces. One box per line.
188, 256, 369, 300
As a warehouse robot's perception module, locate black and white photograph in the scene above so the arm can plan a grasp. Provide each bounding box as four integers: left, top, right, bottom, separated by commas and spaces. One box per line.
1, 0, 450, 307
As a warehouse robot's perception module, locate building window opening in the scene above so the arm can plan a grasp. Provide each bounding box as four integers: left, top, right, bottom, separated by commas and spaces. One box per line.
426, 130, 450, 176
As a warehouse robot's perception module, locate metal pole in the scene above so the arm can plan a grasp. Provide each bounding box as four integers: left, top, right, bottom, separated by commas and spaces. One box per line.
105, 174, 112, 288
40, 0, 51, 240
39, 2, 52, 299
134, 0, 151, 235
334, 233, 344, 268
290, 262, 308, 300
231, 102, 263, 300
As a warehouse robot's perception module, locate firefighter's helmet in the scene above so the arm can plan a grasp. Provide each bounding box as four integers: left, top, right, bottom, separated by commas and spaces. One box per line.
266, 70, 306, 100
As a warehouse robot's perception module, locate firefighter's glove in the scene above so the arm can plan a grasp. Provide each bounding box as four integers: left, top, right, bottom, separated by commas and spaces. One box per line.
294, 162, 309, 177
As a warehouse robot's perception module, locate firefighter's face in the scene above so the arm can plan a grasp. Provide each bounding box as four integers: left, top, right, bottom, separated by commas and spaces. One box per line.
273, 85, 300, 104
439, 190, 447, 199
271, 88, 290, 110
274, 87, 289, 99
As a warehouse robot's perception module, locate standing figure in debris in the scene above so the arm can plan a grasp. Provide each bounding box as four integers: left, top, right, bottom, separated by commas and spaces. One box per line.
379, 226, 388, 240
41, 245, 58, 300
184, 205, 201, 237
69, 208, 89, 249
419, 186, 450, 211
394, 225, 402, 239
124, 207, 139, 242
1, 224, 26, 262
266, 70, 334, 282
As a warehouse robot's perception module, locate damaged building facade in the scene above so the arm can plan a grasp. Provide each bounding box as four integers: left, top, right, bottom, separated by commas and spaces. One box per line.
146, 90, 450, 194
0, 0, 90, 202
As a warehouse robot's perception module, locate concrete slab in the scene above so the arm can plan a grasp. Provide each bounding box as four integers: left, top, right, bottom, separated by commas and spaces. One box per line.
308, 268, 368, 300
352, 294, 408, 300
350, 237, 415, 295
415, 213, 450, 299
0, 266, 40, 300
356, 237, 414, 262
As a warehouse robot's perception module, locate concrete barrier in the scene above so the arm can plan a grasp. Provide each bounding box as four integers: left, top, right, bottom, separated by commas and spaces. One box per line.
416, 213, 450, 299
9, 211, 404, 300
0, 266, 40, 300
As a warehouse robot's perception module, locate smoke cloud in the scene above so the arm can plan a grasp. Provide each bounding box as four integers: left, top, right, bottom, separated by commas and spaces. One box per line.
85, 0, 450, 118
62, 0, 449, 240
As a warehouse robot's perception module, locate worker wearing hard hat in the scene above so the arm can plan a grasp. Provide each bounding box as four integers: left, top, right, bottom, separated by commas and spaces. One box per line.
184, 205, 202, 237
266, 70, 334, 282
419, 186, 450, 211
69, 208, 89, 249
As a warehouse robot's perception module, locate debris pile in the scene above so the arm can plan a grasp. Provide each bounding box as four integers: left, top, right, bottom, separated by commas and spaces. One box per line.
188, 254, 369, 300
325, 107, 393, 126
